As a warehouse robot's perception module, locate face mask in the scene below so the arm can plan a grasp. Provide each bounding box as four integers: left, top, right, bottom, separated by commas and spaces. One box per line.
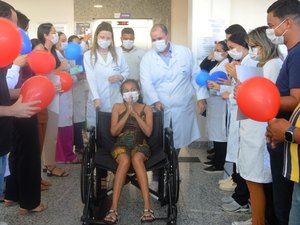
152, 39, 167, 53
248, 47, 262, 61
61, 42, 68, 50
266, 19, 288, 45
228, 48, 243, 60
97, 39, 112, 49
122, 91, 139, 103
122, 40, 134, 50
213, 51, 224, 62
52, 33, 59, 45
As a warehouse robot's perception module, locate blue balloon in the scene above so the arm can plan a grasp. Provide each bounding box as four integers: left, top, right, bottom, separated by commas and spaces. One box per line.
19, 28, 32, 54
195, 70, 210, 87
64, 43, 81, 60
209, 71, 227, 83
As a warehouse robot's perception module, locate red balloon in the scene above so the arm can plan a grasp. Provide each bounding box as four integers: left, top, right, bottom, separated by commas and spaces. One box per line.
0, 18, 22, 67
27, 51, 56, 75
56, 71, 73, 92
20, 76, 55, 112
236, 76, 280, 122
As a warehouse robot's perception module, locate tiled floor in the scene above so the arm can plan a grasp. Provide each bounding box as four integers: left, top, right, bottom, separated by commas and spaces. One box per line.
0, 143, 250, 225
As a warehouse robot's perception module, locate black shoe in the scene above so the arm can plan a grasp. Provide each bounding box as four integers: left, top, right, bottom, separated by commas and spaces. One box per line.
207, 153, 215, 160
207, 148, 215, 154
203, 165, 223, 173
203, 160, 214, 166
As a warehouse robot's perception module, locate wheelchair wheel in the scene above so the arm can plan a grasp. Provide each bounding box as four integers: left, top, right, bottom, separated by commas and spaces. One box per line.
81, 148, 89, 204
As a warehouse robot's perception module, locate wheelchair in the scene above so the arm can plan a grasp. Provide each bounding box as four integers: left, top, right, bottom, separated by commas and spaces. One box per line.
80, 110, 180, 225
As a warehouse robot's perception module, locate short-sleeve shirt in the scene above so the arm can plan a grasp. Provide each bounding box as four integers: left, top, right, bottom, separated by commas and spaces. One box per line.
283, 103, 300, 182
276, 42, 300, 120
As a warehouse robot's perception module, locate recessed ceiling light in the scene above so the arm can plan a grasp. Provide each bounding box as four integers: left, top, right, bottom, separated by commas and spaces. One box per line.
94, 5, 103, 8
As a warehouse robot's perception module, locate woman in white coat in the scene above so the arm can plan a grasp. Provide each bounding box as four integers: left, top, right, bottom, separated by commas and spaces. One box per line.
237, 26, 282, 225
84, 22, 129, 127
204, 40, 229, 173
211, 33, 258, 213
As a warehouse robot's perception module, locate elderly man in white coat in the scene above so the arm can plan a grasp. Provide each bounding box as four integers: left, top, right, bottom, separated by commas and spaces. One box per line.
140, 24, 208, 155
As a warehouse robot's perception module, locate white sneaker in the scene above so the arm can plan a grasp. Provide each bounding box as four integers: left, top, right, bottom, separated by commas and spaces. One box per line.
219, 178, 237, 191
221, 196, 234, 203
232, 218, 252, 225
218, 176, 232, 185
221, 200, 249, 212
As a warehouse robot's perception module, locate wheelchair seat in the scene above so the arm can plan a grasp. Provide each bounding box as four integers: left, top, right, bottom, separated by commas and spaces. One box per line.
94, 111, 167, 172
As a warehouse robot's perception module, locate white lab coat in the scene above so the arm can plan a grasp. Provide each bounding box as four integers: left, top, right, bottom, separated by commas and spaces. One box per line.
238, 58, 282, 183
56, 50, 73, 127
206, 58, 229, 142
140, 43, 209, 149
122, 46, 146, 81
221, 54, 258, 163
84, 47, 129, 127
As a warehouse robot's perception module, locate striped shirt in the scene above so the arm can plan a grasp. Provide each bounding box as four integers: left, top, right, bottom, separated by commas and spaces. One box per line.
283, 103, 300, 183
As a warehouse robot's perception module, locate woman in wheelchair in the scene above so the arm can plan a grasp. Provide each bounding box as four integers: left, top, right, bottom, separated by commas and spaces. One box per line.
105, 79, 155, 224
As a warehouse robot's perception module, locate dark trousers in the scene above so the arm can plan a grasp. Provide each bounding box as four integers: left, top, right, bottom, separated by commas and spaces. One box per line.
264, 183, 279, 225
213, 141, 227, 169
5, 116, 41, 210
268, 145, 294, 225
232, 163, 250, 206
74, 121, 85, 150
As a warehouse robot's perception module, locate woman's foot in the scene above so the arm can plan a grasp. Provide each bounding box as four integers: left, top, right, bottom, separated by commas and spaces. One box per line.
104, 209, 118, 224
46, 166, 69, 177
19, 203, 48, 216
4, 200, 18, 207
140, 209, 155, 223
69, 156, 82, 164
41, 179, 51, 186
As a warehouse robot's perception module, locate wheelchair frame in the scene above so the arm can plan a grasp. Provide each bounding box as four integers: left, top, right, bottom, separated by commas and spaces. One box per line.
80, 111, 180, 225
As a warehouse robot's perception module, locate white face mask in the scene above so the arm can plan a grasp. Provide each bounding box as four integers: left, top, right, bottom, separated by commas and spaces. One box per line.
152, 39, 167, 53
61, 42, 68, 50
228, 48, 243, 60
248, 47, 262, 61
122, 40, 134, 50
213, 51, 224, 62
52, 33, 59, 45
123, 91, 139, 103
97, 39, 112, 49
266, 19, 288, 45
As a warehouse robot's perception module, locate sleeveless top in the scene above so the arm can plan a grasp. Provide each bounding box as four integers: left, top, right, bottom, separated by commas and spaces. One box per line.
115, 104, 148, 149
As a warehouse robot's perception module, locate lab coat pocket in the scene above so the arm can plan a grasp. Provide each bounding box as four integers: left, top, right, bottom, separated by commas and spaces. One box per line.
180, 64, 190, 77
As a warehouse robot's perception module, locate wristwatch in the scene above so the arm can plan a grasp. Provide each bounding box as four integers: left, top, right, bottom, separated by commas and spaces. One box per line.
285, 126, 296, 143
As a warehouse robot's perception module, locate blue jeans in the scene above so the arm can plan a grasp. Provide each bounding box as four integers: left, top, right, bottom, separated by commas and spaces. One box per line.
289, 182, 300, 225
0, 155, 7, 198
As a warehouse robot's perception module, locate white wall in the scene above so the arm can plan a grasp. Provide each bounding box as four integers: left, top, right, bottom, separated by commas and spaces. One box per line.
230, 0, 276, 32
6, 0, 74, 39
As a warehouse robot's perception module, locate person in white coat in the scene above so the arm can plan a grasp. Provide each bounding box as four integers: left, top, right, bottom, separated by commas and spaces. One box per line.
84, 22, 129, 128
234, 26, 282, 225
219, 32, 258, 214
54, 33, 78, 163
204, 40, 229, 173
120, 27, 146, 81
140, 24, 208, 154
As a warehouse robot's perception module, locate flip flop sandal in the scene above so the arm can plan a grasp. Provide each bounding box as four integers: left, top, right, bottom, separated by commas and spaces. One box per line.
141, 209, 155, 223
47, 167, 69, 177
104, 209, 118, 224
19, 203, 48, 216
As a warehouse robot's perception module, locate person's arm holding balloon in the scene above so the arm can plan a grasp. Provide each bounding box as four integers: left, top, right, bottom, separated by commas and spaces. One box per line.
6, 55, 27, 89
0, 95, 40, 118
